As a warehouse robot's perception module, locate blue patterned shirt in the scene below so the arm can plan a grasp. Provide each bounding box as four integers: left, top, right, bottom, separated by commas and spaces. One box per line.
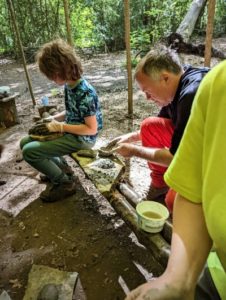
64, 78, 103, 143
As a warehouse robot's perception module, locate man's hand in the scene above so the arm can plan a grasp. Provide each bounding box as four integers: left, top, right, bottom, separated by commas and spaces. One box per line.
125, 279, 190, 300
106, 132, 140, 150
115, 143, 135, 158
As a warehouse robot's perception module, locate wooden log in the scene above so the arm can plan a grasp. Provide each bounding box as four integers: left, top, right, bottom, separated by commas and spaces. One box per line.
118, 182, 142, 206
167, 32, 226, 60
118, 182, 172, 244
110, 190, 170, 267
176, 0, 207, 43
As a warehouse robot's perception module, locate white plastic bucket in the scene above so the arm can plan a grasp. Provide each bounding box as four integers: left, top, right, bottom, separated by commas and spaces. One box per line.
136, 201, 169, 233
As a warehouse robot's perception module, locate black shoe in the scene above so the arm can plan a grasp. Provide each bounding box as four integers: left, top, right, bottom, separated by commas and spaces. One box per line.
40, 181, 76, 202
39, 174, 51, 182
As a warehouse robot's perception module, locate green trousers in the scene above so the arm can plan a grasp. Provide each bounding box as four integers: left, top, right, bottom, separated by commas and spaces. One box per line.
20, 134, 94, 184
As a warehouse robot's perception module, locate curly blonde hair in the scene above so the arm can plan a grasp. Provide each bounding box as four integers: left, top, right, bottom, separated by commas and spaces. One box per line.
36, 39, 83, 81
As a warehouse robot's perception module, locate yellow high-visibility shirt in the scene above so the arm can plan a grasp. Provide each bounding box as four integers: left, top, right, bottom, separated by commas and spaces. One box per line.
164, 61, 226, 295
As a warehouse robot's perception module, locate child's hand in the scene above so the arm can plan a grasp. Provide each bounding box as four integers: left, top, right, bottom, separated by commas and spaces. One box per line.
46, 120, 64, 133
114, 143, 134, 158
29, 123, 50, 135
29, 120, 64, 135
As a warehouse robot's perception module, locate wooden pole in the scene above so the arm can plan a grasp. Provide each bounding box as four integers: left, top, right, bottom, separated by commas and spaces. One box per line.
6, 0, 36, 106
204, 0, 216, 67
63, 0, 73, 46
124, 0, 133, 117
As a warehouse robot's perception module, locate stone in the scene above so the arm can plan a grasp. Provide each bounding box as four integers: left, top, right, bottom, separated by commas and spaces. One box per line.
23, 264, 85, 300
37, 284, 59, 300
71, 153, 125, 197
0, 290, 12, 300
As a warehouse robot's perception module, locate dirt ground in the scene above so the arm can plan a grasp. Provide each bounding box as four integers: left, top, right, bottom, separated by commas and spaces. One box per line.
0, 38, 225, 299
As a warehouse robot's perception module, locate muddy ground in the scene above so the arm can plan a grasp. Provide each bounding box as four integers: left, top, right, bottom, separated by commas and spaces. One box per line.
0, 38, 225, 300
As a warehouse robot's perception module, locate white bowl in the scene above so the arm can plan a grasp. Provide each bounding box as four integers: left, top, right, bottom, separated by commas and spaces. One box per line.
136, 201, 169, 233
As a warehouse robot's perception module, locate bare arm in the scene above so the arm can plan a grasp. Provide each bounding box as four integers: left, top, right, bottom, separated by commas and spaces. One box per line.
62, 115, 97, 135
116, 143, 173, 167
109, 131, 141, 145
125, 195, 212, 300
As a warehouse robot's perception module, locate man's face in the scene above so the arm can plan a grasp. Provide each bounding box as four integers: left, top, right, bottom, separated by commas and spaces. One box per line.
136, 71, 174, 107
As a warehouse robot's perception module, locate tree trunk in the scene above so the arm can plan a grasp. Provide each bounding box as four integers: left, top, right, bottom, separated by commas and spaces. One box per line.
176, 0, 207, 42
6, 0, 36, 106
63, 0, 73, 46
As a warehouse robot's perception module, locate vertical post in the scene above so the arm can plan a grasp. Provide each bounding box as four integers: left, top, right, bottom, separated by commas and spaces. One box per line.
204, 0, 216, 67
124, 0, 133, 117
63, 0, 73, 46
7, 0, 36, 106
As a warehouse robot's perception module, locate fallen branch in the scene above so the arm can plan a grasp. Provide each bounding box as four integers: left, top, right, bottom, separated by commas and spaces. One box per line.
110, 189, 170, 267
167, 32, 226, 59
118, 182, 172, 244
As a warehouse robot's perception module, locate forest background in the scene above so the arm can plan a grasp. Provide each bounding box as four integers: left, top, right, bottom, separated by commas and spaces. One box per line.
0, 2, 226, 298
1, 0, 226, 59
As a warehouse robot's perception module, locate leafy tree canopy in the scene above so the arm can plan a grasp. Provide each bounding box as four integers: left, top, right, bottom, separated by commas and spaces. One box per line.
1, 0, 225, 57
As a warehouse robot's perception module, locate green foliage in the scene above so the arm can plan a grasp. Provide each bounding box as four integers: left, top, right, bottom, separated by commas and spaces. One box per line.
130, 0, 191, 52
70, 5, 96, 48
0, 0, 226, 57
196, 0, 226, 37
130, 29, 150, 52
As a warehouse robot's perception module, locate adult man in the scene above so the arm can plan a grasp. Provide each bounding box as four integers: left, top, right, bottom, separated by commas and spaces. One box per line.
125, 57, 226, 300
114, 47, 209, 204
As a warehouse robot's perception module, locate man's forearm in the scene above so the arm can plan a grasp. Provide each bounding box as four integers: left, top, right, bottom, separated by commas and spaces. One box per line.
127, 144, 173, 167
129, 131, 141, 143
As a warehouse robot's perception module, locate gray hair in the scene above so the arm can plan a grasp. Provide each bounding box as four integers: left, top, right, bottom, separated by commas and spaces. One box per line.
135, 47, 182, 80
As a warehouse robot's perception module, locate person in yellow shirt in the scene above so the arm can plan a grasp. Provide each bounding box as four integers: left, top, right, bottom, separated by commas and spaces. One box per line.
125, 61, 226, 299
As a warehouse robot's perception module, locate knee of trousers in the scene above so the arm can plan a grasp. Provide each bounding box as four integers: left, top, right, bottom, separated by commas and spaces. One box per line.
22, 143, 41, 162
140, 117, 159, 138
20, 136, 31, 150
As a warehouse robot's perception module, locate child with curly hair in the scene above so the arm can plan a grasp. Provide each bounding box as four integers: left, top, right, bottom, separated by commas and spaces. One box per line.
20, 39, 103, 202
